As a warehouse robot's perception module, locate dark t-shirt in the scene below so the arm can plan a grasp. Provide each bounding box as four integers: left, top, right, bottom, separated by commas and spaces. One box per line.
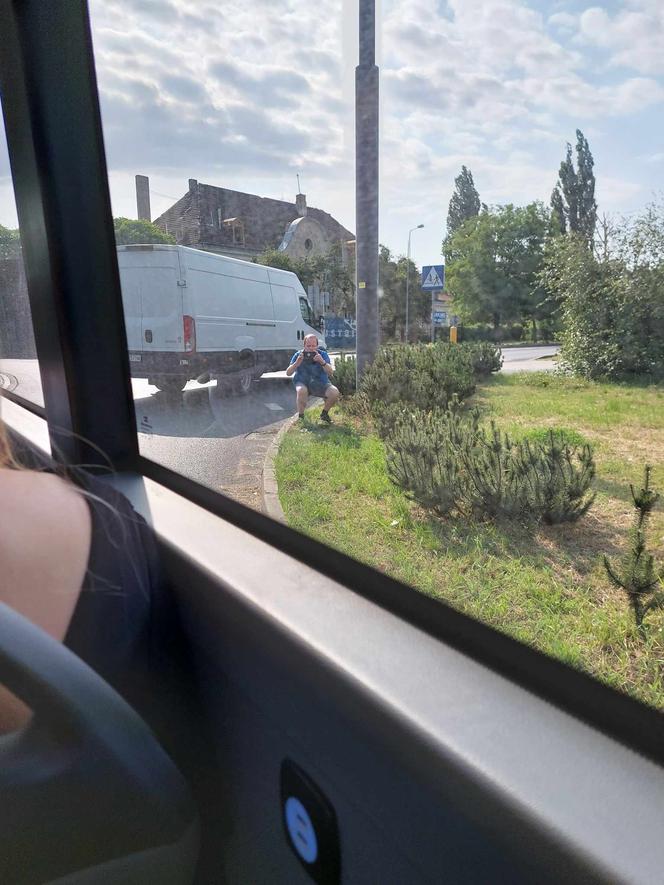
63, 472, 163, 709
4, 433, 164, 713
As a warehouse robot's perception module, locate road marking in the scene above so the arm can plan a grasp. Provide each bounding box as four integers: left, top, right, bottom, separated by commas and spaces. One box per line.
264, 402, 285, 411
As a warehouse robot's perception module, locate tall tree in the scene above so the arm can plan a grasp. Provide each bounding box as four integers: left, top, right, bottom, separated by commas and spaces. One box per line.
551, 130, 597, 246
445, 203, 550, 334
550, 186, 566, 236
377, 245, 428, 342
445, 166, 481, 244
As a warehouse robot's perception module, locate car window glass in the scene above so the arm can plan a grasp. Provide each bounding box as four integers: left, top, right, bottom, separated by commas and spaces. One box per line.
88, 0, 664, 712
0, 107, 43, 408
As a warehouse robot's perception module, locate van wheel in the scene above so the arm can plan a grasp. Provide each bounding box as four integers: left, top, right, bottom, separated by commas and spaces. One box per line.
233, 369, 253, 396
153, 376, 185, 396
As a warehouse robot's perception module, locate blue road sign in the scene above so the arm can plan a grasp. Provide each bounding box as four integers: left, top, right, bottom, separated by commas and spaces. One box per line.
421, 264, 445, 290
324, 317, 356, 349
432, 310, 447, 326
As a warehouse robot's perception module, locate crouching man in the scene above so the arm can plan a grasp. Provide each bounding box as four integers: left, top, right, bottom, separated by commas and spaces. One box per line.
286, 334, 340, 424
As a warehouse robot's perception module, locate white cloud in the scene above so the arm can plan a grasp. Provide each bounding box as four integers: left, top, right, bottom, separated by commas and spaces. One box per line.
13, 0, 645, 260
548, 12, 577, 31
578, 1, 664, 75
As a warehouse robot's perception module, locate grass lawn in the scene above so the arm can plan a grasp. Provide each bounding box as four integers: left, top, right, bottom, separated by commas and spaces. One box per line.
275, 372, 664, 709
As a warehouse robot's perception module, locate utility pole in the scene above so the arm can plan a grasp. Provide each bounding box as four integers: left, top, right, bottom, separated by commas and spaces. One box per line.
355, 0, 379, 382
405, 223, 423, 343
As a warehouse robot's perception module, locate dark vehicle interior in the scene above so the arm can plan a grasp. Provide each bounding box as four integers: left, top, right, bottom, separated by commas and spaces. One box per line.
1, 2, 664, 883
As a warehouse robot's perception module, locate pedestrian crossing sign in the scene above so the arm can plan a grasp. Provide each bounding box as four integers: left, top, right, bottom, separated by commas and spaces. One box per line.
421, 264, 445, 290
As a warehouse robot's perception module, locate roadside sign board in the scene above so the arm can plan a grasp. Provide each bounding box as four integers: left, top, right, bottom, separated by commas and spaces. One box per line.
432, 310, 447, 326
421, 264, 445, 290
324, 317, 356, 350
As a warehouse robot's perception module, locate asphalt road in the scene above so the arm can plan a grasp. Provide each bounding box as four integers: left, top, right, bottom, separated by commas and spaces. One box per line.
500, 345, 559, 373
1, 345, 560, 510
0, 358, 304, 508
135, 374, 300, 509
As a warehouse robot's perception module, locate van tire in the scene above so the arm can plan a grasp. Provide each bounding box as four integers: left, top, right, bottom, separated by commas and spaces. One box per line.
233, 369, 253, 396
153, 376, 186, 396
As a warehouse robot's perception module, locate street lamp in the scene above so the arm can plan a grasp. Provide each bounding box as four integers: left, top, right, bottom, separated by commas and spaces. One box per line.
405, 224, 424, 343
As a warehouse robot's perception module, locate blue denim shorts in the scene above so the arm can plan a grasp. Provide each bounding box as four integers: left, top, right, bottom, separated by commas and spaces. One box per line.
295, 381, 331, 399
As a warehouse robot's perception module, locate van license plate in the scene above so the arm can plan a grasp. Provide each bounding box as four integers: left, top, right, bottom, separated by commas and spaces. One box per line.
129, 354, 142, 362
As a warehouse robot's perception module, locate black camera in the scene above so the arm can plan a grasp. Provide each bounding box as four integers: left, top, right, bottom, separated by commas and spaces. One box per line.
303, 351, 316, 362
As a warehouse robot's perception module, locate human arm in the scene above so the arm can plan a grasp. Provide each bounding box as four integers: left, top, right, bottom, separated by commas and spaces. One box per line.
313, 350, 334, 377
0, 470, 91, 731
286, 351, 304, 376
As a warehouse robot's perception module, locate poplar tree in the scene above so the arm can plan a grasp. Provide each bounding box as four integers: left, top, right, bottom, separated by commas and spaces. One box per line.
446, 166, 481, 241
550, 130, 597, 246
550, 186, 566, 235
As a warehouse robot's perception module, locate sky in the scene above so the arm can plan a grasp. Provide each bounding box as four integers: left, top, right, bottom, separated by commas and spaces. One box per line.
1, 0, 663, 268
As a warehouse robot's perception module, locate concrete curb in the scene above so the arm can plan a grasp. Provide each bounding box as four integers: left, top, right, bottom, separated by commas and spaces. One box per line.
262, 412, 300, 523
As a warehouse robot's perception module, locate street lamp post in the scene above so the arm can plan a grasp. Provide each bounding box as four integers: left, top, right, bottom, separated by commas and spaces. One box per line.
405, 224, 424, 343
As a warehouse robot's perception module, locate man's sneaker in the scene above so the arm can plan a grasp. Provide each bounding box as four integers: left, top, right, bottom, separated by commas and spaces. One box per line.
319, 410, 332, 424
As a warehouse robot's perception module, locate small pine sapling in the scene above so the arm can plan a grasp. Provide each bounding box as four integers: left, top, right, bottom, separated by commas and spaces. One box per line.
604, 465, 664, 634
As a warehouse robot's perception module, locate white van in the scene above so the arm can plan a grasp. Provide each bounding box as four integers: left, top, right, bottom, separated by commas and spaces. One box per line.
117, 244, 324, 394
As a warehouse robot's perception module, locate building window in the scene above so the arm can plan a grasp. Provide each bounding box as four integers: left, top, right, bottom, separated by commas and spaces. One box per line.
222, 217, 245, 247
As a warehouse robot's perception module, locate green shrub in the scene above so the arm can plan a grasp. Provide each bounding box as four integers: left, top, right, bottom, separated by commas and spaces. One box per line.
360, 343, 476, 417
541, 209, 664, 381
464, 342, 503, 376
384, 404, 595, 523
332, 356, 357, 396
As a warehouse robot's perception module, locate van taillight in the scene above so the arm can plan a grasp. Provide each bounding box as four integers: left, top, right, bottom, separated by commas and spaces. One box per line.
183, 315, 196, 353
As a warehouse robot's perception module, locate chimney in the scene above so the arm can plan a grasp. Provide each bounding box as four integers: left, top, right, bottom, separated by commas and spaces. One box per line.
296, 192, 307, 217
135, 174, 151, 221
189, 178, 198, 192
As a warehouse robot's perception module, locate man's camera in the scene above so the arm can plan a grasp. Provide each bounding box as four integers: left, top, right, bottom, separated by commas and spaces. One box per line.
303, 351, 316, 362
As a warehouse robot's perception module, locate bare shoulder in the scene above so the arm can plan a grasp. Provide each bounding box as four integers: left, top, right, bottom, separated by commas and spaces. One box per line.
0, 469, 92, 640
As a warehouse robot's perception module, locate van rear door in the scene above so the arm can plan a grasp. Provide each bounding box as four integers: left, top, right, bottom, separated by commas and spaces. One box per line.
117, 246, 183, 354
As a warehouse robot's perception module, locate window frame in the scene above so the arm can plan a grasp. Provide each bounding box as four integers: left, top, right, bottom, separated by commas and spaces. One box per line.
1, 0, 663, 768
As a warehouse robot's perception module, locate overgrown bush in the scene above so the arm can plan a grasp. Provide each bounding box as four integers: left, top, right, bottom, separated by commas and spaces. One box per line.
541, 204, 664, 380
604, 465, 664, 634
464, 342, 503, 376
332, 356, 357, 396
384, 402, 595, 523
359, 343, 476, 416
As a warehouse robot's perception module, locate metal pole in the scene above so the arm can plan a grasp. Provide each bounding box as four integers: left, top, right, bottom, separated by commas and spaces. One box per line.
355, 0, 379, 383
405, 230, 411, 343
431, 290, 435, 344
